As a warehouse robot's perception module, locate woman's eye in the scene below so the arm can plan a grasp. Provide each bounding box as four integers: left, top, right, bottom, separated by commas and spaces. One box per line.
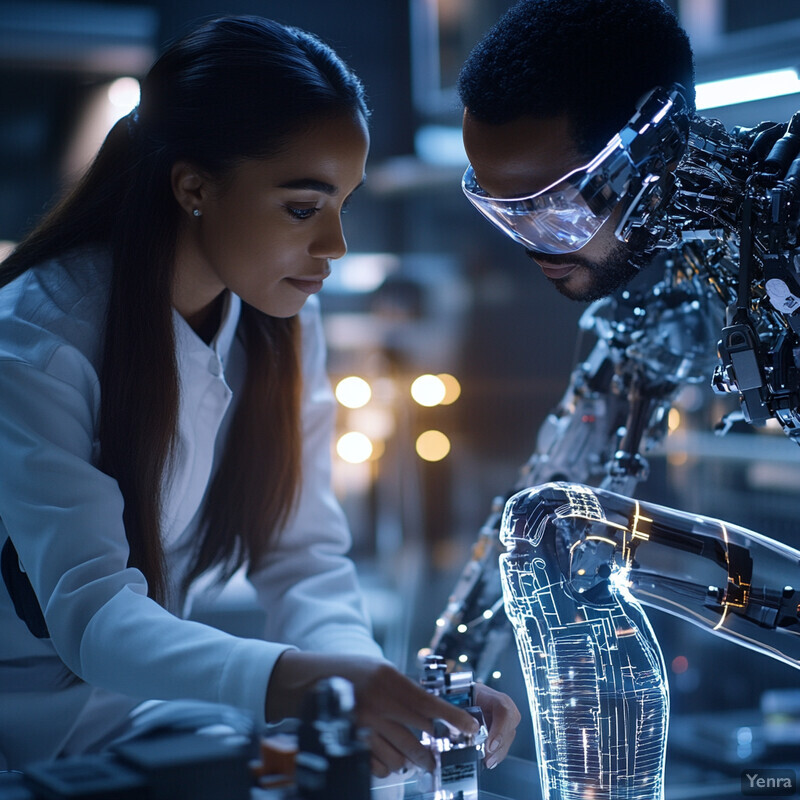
286, 206, 319, 220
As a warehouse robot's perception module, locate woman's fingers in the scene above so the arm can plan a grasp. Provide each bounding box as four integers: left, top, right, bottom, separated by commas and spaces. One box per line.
371, 756, 390, 779
354, 663, 479, 738
473, 683, 522, 768
411, 683, 481, 737
268, 654, 495, 777
367, 722, 438, 776
368, 729, 408, 776
378, 720, 435, 772
367, 679, 522, 775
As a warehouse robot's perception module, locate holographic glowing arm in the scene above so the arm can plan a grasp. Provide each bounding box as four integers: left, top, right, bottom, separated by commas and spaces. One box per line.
499, 480, 800, 799
500, 482, 670, 800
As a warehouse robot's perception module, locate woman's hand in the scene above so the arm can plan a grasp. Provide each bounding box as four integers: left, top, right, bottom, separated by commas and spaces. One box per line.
473, 682, 521, 769
266, 651, 482, 777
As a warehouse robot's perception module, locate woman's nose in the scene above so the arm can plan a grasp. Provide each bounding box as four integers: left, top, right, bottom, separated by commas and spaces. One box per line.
309, 214, 347, 260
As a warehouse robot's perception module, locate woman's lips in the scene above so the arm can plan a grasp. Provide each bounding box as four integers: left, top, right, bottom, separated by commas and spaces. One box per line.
286, 277, 325, 294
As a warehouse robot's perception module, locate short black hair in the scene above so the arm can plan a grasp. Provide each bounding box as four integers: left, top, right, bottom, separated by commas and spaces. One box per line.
458, 0, 695, 154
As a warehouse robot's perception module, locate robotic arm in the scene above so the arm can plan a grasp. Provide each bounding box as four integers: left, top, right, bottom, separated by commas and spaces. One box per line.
429, 239, 725, 678
430, 94, 800, 799
430, 94, 800, 679
503, 482, 800, 674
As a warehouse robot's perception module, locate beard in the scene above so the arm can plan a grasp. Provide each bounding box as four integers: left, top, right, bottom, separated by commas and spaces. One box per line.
525, 236, 655, 303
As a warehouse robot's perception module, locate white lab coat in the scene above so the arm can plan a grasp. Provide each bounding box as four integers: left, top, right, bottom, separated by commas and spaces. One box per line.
0, 246, 382, 769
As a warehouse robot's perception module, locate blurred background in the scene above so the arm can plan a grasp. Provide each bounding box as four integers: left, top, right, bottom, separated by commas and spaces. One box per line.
3, 0, 800, 792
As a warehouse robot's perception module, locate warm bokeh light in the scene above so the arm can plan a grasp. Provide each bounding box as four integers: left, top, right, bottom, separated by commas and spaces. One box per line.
668, 407, 681, 432
416, 429, 451, 461
410, 374, 446, 406
667, 451, 689, 467
336, 431, 373, 464
348, 406, 395, 441
367, 437, 385, 461
437, 373, 461, 405
335, 376, 372, 409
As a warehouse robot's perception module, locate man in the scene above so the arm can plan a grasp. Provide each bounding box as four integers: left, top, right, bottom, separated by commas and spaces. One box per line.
458, 0, 695, 302
452, 3, 800, 796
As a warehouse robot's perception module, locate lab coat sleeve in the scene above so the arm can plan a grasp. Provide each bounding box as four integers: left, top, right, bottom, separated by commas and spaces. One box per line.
0, 348, 287, 720
247, 300, 385, 659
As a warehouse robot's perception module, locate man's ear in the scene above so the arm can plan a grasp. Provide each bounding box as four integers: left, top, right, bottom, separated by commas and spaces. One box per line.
171, 161, 207, 218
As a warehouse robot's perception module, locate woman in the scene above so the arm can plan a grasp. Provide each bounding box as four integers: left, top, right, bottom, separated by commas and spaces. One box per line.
0, 15, 518, 775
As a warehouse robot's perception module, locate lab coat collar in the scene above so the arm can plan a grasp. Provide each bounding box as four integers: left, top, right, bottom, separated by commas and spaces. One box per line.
210, 291, 241, 362
171, 292, 242, 369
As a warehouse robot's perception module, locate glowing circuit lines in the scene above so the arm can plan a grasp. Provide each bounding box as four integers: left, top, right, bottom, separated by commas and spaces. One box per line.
500, 483, 669, 800
621, 501, 653, 570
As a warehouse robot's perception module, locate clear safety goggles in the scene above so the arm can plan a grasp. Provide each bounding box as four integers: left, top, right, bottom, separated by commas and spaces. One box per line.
461, 136, 626, 255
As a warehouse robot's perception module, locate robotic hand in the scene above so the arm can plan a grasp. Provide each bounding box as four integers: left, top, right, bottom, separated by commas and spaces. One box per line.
430, 87, 800, 796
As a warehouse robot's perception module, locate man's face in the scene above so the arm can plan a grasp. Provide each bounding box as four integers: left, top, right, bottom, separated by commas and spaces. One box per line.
462, 111, 655, 302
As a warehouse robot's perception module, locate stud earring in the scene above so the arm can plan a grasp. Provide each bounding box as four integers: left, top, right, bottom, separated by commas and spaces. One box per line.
193, 208, 202, 217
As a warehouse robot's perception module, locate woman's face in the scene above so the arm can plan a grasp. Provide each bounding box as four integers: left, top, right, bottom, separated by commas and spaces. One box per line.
172, 112, 369, 325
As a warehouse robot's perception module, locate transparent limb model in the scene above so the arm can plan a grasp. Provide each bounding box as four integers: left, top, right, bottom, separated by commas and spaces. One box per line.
500, 480, 800, 799
428, 94, 800, 799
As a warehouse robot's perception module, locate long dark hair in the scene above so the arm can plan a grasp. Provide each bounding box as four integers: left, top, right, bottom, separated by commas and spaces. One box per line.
0, 16, 369, 603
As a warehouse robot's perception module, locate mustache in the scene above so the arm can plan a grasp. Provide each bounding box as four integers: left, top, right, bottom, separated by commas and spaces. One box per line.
524, 248, 587, 268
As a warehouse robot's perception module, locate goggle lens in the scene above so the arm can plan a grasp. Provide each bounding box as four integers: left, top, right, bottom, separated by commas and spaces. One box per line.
462, 163, 611, 254
461, 86, 689, 255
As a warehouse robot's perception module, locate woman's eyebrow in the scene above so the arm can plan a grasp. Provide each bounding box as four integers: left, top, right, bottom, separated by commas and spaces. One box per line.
278, 178, 337, 194
278, 176, 366, 195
